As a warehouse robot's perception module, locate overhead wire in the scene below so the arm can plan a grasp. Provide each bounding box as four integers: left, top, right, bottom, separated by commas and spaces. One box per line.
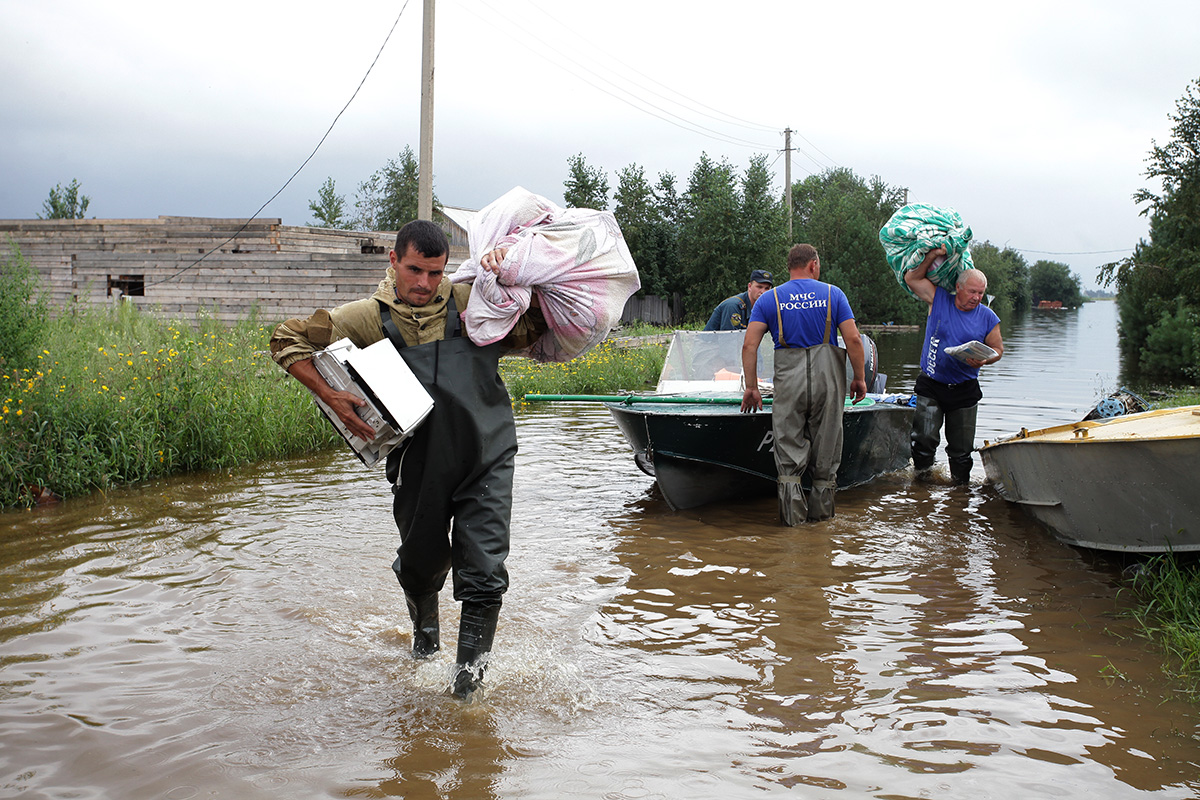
466, 0, 838, 187
517, 0, 780, 135
464, 0, 781, 152
147, 0, 412, 287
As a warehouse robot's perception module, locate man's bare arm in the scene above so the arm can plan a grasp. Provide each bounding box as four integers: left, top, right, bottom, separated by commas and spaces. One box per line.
904, 246, 946, 306
287, 358, 376, 441
838, 319, 868, 403
741, 321, 768, 413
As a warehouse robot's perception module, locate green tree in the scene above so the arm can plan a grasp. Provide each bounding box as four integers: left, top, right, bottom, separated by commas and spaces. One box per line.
0, 241, 49, 370
378, 146, 440, 229
352, 171, 384, 231
564, 153, 609, 210
677, 153, 741, 320
308, 177, 347, 228
614, 163, 657, 292
739, 153, 788, 289
1029, 260, 1084, 308
351, 147, 439, 231
642, 172, 682, 298
971, 241, 1031, 316
39, 179, 91, 219
1101, 77, 1200, 381
791, 168, 916, 325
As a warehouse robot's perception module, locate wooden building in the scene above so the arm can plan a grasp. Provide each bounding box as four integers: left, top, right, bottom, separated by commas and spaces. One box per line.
0, 215, 471, 326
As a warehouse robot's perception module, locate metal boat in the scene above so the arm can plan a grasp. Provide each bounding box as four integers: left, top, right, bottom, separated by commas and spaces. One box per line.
979, 405, 1200, 552
604, 330, 914, 510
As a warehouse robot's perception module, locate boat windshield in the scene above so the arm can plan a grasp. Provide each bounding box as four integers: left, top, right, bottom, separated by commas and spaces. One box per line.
656, 330, 775, 394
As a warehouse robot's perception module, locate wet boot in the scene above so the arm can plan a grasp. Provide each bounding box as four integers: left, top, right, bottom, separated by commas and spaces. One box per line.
910, 396, 942, 474
405, 592, 440, 659
806, 479, 837, 522
451, 602, 500, 700
945, 404, 978, 485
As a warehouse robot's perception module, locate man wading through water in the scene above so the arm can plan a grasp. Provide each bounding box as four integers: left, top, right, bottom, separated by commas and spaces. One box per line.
740, 244, 867, 525
270, 219, 546, 699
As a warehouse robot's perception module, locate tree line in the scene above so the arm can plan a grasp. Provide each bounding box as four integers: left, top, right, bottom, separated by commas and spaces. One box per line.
1101, 76, 1200, 384
562, 153, 1089, 327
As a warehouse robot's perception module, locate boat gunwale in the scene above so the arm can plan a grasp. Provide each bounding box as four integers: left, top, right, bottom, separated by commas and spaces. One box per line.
981, 405, 1200, 449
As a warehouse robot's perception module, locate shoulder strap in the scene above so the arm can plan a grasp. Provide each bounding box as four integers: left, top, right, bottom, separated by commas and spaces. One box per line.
824, 284, 833, 344
377, 299, 406, 351
376, 291, 461, 352
773, 288, 787, 348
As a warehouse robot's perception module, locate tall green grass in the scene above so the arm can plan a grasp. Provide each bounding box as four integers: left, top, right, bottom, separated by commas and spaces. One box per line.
500, 338, 665, 402
1, 302, 337, 507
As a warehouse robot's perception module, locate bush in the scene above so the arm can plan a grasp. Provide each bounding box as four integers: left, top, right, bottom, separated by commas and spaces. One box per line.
1139, 300, 1198, 381
0, 240, 49, 371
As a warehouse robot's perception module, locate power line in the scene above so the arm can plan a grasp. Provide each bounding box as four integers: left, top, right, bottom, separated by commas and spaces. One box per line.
517, 0, 780, 135
148, 0, 412, 287
1010, 247, 1131, 256
465, 0, 779, 152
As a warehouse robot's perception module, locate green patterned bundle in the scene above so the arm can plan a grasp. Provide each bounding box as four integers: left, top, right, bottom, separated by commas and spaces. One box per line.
878, 204, 974, 299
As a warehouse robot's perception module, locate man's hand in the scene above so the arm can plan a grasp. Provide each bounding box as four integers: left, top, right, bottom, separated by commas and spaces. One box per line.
287, 357, 376, 441
849, 378, 867, 404
327, 390, 375, 441
741, 386, 763, 413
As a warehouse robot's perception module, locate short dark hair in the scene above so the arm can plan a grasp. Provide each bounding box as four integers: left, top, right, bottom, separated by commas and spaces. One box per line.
787, 243, 819, 271
394, 220, 449, 260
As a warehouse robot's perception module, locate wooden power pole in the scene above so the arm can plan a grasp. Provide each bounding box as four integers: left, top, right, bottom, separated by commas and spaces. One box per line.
784, 128, 793, 240
418, 0, 435, 221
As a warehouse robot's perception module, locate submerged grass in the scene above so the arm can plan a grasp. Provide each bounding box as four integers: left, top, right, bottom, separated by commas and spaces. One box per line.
1120, 387, 1200, 697
1126, 554, 1200, 697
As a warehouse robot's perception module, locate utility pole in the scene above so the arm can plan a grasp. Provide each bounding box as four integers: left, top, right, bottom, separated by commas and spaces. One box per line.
418, 0, 435, 221
784, 128, 793, 240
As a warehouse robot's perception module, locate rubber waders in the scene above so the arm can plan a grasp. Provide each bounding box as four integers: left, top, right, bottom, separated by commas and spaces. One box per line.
406, 592, 440, 658
451, 602, 500, 699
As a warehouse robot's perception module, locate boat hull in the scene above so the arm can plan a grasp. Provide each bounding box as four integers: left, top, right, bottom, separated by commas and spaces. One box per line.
980, 407, 1200, 552
607, 401, 914, 510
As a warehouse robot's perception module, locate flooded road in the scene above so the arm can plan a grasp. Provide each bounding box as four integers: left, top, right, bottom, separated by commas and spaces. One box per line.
3, 301, 1198, 798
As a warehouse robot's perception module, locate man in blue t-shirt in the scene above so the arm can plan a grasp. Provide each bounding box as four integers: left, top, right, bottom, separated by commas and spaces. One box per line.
704, 269, 774, 330
741, 244, 867, 525
904, 246, 1005, 483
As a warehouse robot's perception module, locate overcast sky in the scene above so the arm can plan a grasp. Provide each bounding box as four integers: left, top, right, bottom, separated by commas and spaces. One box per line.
4, 1, 1198, 290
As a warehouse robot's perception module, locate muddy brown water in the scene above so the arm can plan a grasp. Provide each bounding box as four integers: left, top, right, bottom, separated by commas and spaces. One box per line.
3, 301, 1198, 798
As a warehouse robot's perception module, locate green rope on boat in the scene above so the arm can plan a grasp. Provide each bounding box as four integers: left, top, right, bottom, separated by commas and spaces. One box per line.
523, 394, 875, 408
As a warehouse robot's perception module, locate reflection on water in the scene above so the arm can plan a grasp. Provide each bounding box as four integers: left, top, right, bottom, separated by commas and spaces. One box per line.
2, 301, 1198, 798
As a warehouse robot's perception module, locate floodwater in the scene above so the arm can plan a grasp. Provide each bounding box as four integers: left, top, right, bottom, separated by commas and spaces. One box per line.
3, 300, 1198, 798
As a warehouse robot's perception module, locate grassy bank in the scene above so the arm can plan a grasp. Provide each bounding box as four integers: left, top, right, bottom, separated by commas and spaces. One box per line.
500, 337, 665, 402
1, 302, 338, 507
0, 302, 667, 507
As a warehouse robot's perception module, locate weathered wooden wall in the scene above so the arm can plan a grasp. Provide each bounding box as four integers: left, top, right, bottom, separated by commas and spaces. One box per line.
0, 217, 460, 325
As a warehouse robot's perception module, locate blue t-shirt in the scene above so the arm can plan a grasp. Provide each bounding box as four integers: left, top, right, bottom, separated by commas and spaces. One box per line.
920, 286, 1001, 384
703, 292, 751, 331
749, 279, 854, 348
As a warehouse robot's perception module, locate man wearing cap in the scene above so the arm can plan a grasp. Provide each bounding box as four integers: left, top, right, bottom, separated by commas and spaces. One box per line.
704, 270, 774, 331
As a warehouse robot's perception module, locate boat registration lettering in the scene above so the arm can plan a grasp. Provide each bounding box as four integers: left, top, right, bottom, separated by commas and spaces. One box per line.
757, 431, 775, 452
